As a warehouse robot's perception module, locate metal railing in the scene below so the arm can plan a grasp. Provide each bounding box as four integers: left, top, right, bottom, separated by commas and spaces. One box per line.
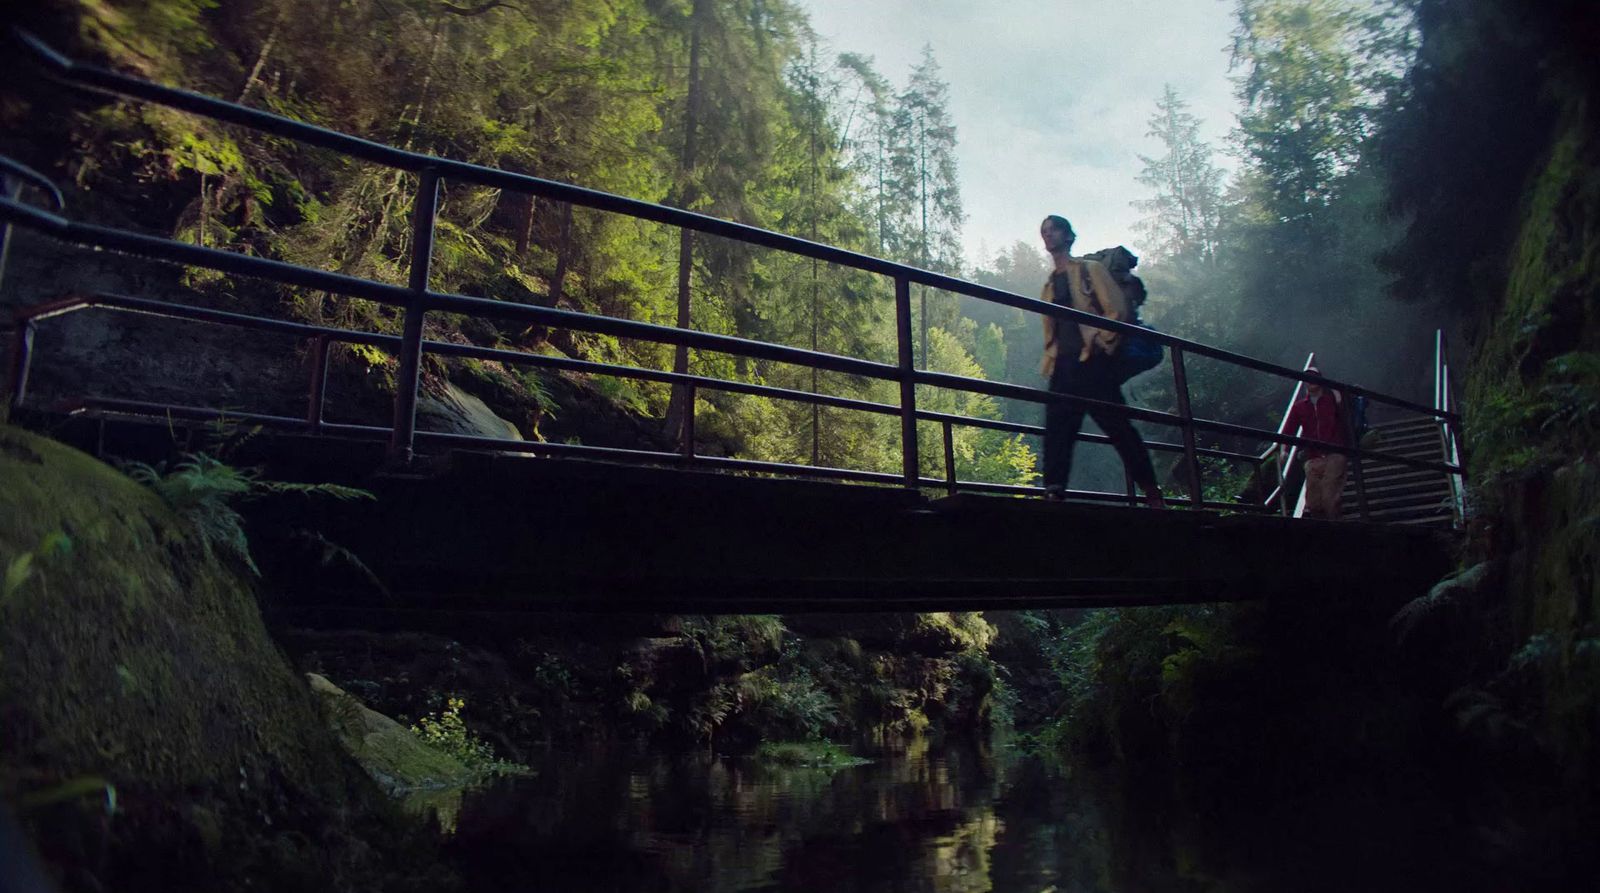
1436, 329, 1466, 526
0, 29, 1465, 514
1261, 352, 1316, 516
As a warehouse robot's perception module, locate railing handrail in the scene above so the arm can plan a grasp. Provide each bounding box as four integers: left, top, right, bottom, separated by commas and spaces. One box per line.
5, 27, 1456, 424
21, 291, 1425, 475
1435, 328, 1466, 526
0, 156, 65, 211
1262, 352, 1315, 513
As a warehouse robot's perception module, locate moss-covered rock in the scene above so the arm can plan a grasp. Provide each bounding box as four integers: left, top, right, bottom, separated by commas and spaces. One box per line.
0, 425, 457, 892
306, 673, 474, 795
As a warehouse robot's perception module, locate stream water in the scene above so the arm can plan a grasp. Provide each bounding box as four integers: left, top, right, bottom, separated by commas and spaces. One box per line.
407, 735, 1487, 893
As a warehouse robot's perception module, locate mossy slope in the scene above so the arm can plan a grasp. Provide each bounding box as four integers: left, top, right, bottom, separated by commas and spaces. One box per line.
0, 425, 455, 892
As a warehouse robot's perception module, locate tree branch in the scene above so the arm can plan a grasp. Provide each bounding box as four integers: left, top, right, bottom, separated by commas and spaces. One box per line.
438, 1, 521, 16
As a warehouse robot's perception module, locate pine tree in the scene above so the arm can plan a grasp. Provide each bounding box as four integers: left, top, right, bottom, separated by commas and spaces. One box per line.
1133, 86, 1226, 264
888, 45, 964, 368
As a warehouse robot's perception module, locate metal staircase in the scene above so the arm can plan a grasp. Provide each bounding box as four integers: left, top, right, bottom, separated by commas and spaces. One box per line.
1345, 418, 1459, 526
1260, 332, 1465, 527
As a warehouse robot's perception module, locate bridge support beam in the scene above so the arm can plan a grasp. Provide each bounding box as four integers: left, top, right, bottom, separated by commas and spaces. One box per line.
225, 436, 1458, 615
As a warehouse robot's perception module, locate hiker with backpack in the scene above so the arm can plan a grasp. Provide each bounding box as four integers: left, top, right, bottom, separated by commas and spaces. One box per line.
1282, 365, 1352, 519
1037, 215, 1165, 508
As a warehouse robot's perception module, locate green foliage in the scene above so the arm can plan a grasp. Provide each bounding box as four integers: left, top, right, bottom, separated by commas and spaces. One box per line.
1468, 352, 1600, 485
680, 615, 786, 667
123, 453, 373, 575
731, 665, 841, 742
753, 739, 865, 768
409, 696, 519, 775
1028, 606, 1255, 754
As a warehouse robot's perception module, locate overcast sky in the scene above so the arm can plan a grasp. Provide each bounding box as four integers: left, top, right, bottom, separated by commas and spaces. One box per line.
799, 0, 1242, 268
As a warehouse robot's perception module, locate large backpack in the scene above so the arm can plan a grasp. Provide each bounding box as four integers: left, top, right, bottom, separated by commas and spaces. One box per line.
1080, 246, 1163, 383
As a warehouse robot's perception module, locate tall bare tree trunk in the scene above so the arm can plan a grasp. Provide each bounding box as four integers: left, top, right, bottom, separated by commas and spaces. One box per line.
236, 9, 285, 104
664, 0, 706, 441
550, 202, 573, 306
515, 193, 535, 259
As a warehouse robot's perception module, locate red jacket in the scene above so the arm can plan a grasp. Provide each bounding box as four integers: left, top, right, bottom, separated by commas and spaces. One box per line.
1285, 392, 1349, 458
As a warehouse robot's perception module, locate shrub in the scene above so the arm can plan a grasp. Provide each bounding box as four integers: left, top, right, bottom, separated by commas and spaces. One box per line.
409, 697, 520, 775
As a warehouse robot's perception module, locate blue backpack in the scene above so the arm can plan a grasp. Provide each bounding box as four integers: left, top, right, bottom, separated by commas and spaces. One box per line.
1115, 315, 1165, 383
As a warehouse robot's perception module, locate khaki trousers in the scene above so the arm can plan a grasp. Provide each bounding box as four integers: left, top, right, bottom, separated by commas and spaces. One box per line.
1304, 454, 1348, 519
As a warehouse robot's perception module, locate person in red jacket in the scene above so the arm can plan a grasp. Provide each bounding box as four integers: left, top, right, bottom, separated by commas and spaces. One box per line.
1283, 366, 1352, 519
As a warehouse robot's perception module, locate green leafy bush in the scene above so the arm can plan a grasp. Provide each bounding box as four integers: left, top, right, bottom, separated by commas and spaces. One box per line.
409, 696, 519, 775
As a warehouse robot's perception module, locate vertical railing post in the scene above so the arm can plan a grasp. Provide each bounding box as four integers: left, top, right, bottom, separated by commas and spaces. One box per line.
390, 168, 441, 465
1169, 346, 1204, 509
1437, 331, 1466, 526
680, 382, 696, 462
0, 171, 19, 425
0, 171, 18, 299
1278, 448, 1294, 516
4, 319, 35, 424
941, 419, 956, 497
1434, 331, 1449, 505
894, 275, 919, 488
1124, 469, 1137, 506
1445, 395, 1465, 527
307, 334, 330, 434
1434, 331, 1452, 521
1348, 391, 1371, 521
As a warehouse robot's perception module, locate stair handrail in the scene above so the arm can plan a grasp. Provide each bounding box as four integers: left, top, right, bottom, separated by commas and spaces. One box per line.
1435, 329, 1466, 526
1262, 352, 1317, 516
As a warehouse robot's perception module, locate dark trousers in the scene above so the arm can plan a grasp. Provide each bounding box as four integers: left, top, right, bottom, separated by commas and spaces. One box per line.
1043, 355, 1159, 492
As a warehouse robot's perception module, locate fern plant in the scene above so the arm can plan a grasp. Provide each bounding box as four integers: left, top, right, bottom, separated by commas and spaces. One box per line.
124, 453, 373, 574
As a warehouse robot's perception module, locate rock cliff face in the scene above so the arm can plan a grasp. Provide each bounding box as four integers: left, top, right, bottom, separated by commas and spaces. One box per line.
1450, 90, 1600, 821
0, 425, 457, 892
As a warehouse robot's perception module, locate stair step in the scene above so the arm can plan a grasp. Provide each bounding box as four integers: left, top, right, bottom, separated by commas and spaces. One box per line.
1347, 483, 1454, 502
1367, 430, 1445, 446
1365, 438, 1447, 453
1363, 451, 1452, 464
1390, 514, 1458, 527
1372, 419, 1447, 434
1358, 495, 1455, 514
1365, 501, 1456, 518
1364, 479, 1451, 496
1372, 416, 1443, 428
1367, 440, 1446, 456
1359, 464, 1452, 483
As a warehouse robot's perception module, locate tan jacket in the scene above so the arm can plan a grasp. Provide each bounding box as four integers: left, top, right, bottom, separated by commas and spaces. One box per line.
1039, 258, 1131, 377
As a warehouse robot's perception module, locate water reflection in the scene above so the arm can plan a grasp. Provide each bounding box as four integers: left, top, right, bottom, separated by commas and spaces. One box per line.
435, 737, 1170, 892
432, 735, 1489, 893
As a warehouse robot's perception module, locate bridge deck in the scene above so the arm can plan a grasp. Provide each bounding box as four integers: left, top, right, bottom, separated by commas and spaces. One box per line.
40, 414, 1452, 614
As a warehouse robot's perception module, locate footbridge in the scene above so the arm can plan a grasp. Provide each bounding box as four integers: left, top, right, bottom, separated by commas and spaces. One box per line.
0, 31, 1463, 612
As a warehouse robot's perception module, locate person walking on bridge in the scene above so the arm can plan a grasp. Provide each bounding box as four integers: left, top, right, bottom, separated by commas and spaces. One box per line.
1037, 215, 1164, 508
1283, 366, 1352, 520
